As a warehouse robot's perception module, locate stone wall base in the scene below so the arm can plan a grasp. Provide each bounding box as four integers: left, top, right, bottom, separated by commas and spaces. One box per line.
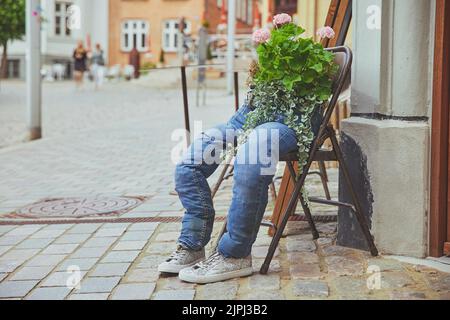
338, 117, 429, 258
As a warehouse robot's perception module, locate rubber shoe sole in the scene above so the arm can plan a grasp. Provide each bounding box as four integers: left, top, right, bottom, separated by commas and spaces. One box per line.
178, 266, 254, 284
158, 257, 205, 274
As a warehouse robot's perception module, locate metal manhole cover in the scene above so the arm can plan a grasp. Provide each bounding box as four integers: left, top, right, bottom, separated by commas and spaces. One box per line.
8, 196, 145, 219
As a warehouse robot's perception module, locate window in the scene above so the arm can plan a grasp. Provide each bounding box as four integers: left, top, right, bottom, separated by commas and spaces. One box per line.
121, 20, 149, 52
7, 60, 20, 79
162, 19, 191, 52
236, 0, 253, 25
238, 0, 246, 21
55, 1, 72, 37
246, 0, 253, 25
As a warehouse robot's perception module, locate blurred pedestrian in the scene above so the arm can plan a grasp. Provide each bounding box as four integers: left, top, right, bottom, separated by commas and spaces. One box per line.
90, 43, 106, 90
73, 40, 88, 89
129, 45, 140, 79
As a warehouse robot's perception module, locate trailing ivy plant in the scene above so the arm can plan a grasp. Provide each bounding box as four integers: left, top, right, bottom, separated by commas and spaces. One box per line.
234, 15, 338, 180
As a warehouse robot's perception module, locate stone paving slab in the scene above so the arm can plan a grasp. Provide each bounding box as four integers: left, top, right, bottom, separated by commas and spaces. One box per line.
292, 280, 330, 298
113, 241, 147, 251
54, 233, 91, 244
91, 263, 131, 277
196, 281, 239, 300
0, 280, 39, 298
16, 238, 54, 249
153, 289, 196, 300
0, 246, 12, 256
71, 247, 110, 259
10, 266, 54, 281
58, 258, 99, 271
75, 277, 121, 294
120, 231, 154, 241
83, 237, 117, 248
25, 287, 72, 300
124, 268, 159, 283
26, 254, 67, 267
41, 271, 87, 287
101, 251, 140, 263
110, 283, 156, 300
69, 293, 110, 300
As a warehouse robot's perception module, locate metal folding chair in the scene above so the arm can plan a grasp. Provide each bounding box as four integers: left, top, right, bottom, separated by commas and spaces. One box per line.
260, 46, 379, 274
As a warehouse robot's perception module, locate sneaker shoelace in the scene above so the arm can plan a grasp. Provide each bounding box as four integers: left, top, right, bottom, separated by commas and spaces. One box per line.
168, 246, 189, 262
195, 252, 223, 270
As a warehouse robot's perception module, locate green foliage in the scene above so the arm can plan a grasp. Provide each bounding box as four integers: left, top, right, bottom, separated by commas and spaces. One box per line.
233, 22, 338, 183
254, 23, 337, 101
140, 61, 157, 76
0, 0, 26, 46
242, 81, 322, 172
142, 61, 156, 69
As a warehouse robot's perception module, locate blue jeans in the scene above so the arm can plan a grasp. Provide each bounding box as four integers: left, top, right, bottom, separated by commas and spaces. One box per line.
175, 104, 321, 258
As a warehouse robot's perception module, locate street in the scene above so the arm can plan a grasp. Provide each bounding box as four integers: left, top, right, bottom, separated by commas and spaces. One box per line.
0, 80, 448, 300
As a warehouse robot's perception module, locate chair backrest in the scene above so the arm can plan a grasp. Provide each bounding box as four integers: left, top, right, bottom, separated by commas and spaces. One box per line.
321, 0, 353, 48
320, 46, 353, 133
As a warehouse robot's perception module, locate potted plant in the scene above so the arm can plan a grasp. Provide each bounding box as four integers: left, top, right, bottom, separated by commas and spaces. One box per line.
238, 14, 338, 176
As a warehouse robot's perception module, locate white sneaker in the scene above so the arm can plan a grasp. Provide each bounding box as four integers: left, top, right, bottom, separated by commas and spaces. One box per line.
158, 245, 206, 274
178, 252, 253, 284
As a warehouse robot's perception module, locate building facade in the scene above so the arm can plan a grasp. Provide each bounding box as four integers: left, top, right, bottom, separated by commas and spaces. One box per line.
339, 0, 440, 258
108, 0, 206, 67
7, 0, 109, 79
108, 0, 261, 67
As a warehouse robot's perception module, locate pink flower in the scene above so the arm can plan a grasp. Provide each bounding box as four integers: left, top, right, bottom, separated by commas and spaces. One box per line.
273, 13, 292, 27
316, 26, 335, 39
252, 28, 271, 45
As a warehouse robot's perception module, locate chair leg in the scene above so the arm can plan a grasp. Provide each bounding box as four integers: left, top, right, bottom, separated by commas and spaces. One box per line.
318, 161, 332, 200
329, 131, 379, 257
299, 193, 320, 240
260, 176, 306, 274
211, 163, 232, 199
286, 161, 319, 240
212, 219, 227, 253
210, 162, 234, 252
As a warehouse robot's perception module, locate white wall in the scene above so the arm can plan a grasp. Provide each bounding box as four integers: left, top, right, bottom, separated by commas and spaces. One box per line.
340, 0, 435, 258
7, 0, 109, 75
352, 0, 433, 117
90, 0, 109, 63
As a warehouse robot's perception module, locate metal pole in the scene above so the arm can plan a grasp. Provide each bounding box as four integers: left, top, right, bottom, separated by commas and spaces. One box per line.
178, 17, 185, 66
180, 66, 191, 147
226, 0, 236, 95
26, 0, 42, 140
234, 71, 239, 111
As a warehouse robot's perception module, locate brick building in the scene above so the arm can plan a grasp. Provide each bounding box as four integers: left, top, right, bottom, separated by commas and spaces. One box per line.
107, 0, 335, 67
108, 0, 264, 67
108, 0, 204, 67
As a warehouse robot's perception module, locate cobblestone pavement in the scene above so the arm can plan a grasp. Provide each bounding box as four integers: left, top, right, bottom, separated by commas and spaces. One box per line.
0, 81, 449, 300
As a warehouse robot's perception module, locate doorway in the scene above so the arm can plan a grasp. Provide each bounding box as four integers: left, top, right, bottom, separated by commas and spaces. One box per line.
7, 59, 20, 79
430, 0, 450, 257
